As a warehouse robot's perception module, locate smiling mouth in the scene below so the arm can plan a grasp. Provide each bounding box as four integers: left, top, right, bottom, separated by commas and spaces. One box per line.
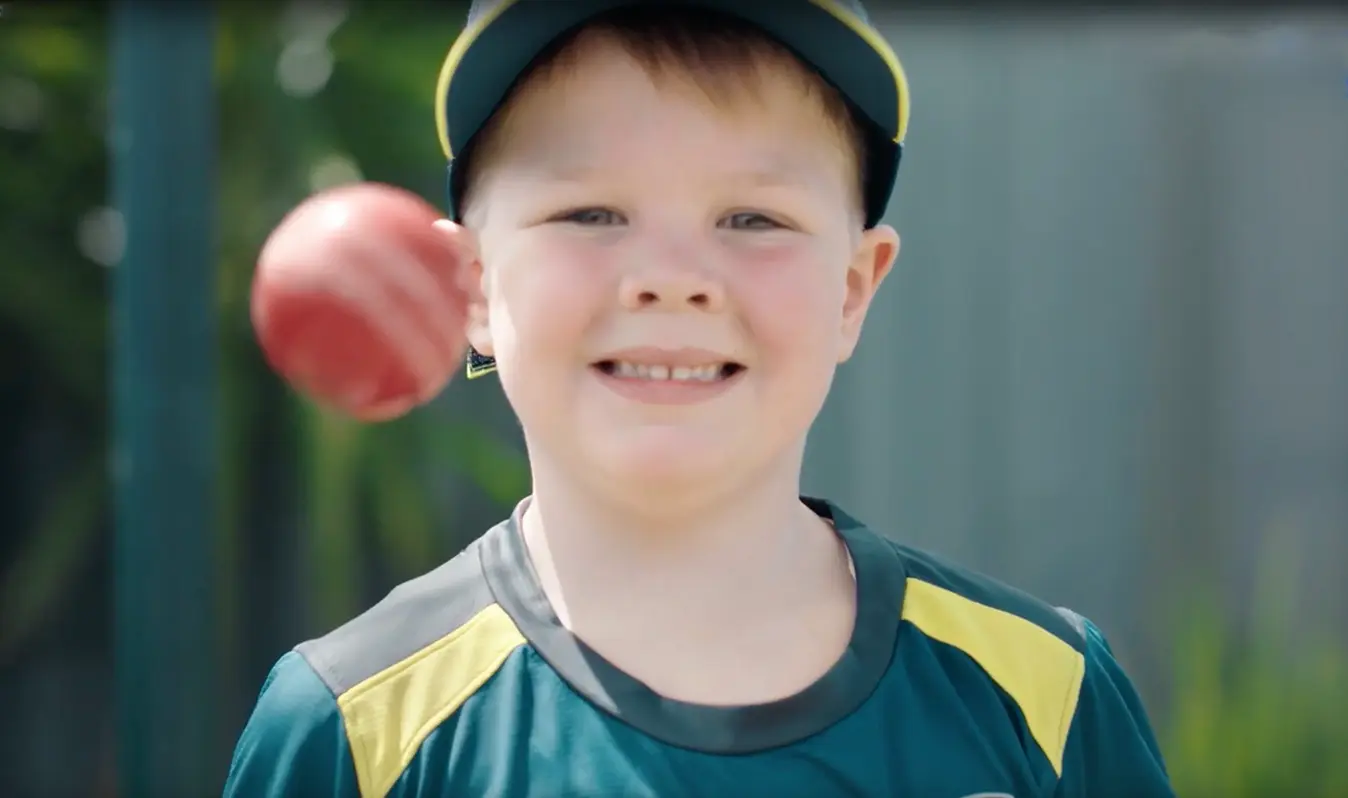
592, 360, 745, 382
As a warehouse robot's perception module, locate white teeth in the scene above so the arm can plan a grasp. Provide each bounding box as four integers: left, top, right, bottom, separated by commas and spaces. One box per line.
609, 361, 726, 382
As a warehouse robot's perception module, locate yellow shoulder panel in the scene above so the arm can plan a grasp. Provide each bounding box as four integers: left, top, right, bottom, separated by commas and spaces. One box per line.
336, 603, 527, 798
901, 578, 1085, 775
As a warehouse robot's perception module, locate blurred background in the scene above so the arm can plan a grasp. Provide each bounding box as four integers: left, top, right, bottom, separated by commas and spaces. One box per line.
2, 1, 1346, 796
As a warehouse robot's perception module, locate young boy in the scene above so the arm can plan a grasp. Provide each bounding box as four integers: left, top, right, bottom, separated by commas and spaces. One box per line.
225, 2, 1176, 796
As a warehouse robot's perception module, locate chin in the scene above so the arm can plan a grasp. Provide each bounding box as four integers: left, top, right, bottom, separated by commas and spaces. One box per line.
589, 429, 743, 486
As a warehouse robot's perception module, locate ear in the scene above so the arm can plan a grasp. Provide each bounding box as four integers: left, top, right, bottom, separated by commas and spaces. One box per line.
837, 224, 900, 363
434, 219, 493, 357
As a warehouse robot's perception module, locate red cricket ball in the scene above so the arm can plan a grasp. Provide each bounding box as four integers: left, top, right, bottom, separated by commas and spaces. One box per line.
251, 182, 469, 421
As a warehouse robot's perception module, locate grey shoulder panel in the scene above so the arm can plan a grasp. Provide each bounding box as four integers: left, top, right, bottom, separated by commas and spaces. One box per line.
295, 532, 499, 698
1054, 606, 1089, 644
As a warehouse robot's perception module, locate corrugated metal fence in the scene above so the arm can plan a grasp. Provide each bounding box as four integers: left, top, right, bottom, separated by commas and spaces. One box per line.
804, 12, 1348, 693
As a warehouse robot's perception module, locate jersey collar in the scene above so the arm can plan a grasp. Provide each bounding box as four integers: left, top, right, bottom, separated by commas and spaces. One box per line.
480, 497, 907, 754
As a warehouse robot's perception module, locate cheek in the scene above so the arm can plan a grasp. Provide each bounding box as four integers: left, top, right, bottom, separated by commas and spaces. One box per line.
731, 246, 845, 364
490, 236, 610, 363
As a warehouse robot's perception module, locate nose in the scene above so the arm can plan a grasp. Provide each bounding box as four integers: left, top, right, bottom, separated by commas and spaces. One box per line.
617, 257, 726, 313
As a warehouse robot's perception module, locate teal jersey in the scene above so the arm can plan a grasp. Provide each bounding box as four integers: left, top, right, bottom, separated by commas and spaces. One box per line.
224, 499, 1174, 798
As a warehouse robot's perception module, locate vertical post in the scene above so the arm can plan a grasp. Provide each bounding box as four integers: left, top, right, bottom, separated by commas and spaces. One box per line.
110, 1, 220, 795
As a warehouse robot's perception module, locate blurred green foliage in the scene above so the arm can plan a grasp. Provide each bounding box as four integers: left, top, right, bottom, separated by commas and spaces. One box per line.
1164, 604, 1348, 797
1161, 532, 1348, 797
1, 2, 113, 665
0, 2, 1343, 794
0, 0, 528, 671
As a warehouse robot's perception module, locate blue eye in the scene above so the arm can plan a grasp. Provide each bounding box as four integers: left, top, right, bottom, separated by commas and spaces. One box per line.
557, 208, 624, 226
721, 212, 782, 230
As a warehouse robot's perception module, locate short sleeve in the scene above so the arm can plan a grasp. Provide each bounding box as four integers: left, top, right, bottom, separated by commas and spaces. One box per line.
1054, 617, 1174, 798
223, 650, 362, 798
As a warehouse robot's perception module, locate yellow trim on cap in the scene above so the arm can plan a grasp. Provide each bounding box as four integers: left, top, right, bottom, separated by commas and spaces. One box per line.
435, 0, 523, 160
808, 0, 910, 143
434, 0, 910, 160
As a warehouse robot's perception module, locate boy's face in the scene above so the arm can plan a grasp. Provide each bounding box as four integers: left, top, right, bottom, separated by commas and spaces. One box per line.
463, 32, 899, 491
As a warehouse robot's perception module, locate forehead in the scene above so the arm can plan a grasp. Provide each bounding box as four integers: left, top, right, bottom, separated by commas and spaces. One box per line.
480, 31, 856, 183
